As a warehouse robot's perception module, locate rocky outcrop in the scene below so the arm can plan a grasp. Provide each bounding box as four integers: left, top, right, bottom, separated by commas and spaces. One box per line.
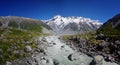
63, 35, 120, 64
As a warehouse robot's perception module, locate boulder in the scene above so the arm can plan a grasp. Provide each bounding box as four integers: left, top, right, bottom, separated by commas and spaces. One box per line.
68, 52, 80, 61
115, 40, 120, 44
53, 42, 56, 45
118, 51, 120, 55
36, 45, 47, 53
40, 57, 49, 64
100, 40, 108, 47
60, 45, 65, 50
24, 46, 32, 52
50, 41, 56, 45
53, 59, 59, 65
6, 61, 11, 65
0, 48, 3, 54
41, 37, 47, 42
93, 55, 104, 65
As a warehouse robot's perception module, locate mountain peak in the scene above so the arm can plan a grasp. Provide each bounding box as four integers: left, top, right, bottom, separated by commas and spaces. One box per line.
53, 15, 62, 19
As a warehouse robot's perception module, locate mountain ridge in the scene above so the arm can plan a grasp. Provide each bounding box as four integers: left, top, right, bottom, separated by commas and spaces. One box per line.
44, 15, 102, 34
0, 16, 52, 33
97, 13, 120, 36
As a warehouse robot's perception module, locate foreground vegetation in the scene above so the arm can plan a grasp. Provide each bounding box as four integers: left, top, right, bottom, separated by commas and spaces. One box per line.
62, 31, 98, 44
97, 23, 120, 40
0, 27, 43, 64
0, 16, 52, 65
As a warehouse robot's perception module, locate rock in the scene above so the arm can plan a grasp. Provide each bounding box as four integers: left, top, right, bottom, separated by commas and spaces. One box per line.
100, 40, 108, 47
3, 38, 7, 42
40, 57, 46, 60
6, 61, 11, 65
115, 40, 120, 44
21, 39, 26, 44
50, 41, 56, 45
13, 50, 21, 57
89, 60, 96, 65
24, 45, 32, 52
36, 39, 42, 45
36, 48, 45, 54
26, 41, 32, 44
93, 55, 104, 65
60, 45, 65, 49
53, 42, 56, 45
36, 45, 46, 53
37, 45, 45, 49
96, 34, 106, 40
7, 48, 13, 55
0, 48, 3, 54
105, 55, 115, 62
68, 52, 80, 61
40, 57, 49, 64
53, 59, 59, 65
41, 37, 47, 42
68, 54, 73, 61
117, 51, 120, 55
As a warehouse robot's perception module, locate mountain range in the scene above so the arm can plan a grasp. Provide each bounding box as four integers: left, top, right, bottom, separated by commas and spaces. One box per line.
0, 15, 103, 35
45, 15, 102, 34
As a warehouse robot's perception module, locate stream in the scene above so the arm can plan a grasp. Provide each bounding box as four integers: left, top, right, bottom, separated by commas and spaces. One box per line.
38, 36, 118, 65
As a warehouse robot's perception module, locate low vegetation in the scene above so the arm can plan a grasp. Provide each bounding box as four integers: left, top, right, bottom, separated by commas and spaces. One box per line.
62, 31, 97, 43
0, 16, 52, 65
9, 21, 42, 32
0, 27, 42, 64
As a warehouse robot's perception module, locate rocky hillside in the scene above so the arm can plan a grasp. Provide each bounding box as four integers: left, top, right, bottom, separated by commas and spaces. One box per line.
62, 32, 120, 65
0, 16, 52, 33
45, 15, 102, 34
97, 14, 120, 39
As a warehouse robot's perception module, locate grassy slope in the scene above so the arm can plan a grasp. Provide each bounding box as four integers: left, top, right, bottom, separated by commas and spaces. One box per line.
0, 16, 52, 64
62, 31, 101, 45
0, 27, 42, 64
9, 20, 42, 32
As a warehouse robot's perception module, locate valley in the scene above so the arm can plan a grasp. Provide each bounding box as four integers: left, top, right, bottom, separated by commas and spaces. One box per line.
0, 14, 120, 65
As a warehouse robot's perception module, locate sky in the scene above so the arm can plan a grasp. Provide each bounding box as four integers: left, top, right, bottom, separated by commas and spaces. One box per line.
0, 0, 120, 23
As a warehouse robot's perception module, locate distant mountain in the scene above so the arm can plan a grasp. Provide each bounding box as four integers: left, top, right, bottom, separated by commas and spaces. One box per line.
0, 16, 52, 33
97, 13, 120, 36
45, 15, 102, 34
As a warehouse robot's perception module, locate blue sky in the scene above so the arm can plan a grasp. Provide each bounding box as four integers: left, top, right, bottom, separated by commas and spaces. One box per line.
0, 0, 120, 23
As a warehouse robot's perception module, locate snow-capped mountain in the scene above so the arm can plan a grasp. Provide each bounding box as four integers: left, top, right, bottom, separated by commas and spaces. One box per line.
45, 15, 102, 34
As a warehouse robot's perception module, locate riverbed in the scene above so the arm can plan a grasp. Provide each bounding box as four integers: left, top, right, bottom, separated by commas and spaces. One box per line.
39, 36, 118, 65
